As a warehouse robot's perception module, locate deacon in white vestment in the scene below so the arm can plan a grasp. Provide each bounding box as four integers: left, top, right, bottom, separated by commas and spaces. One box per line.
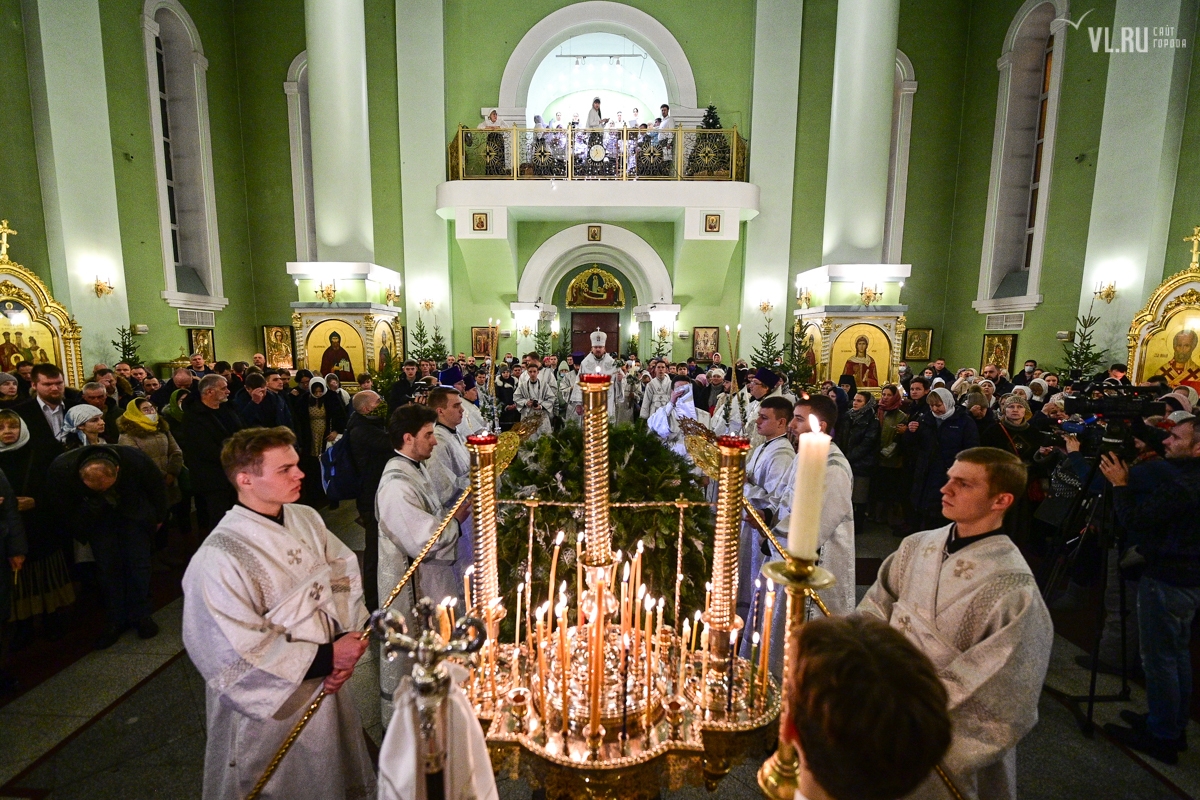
647, 378, 711, 460
425, 388, 473, 583
378, 663, 498, 800
455, 374, 489, 438
376, 404, 470, 726
859, 450, 1053, 800
181, 431, 374, 800
640, 363, 672, 420
514, 363, 555, 437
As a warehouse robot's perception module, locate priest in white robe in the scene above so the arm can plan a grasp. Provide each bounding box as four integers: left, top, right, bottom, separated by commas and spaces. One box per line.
859, 447, 1053, 800
376, 403, 470, 726
514, 362, 555, 438
569, 330, 621, 420
425, 387, 473, 582
761, 395, 854, 674
640, 361, 672, 420
647, 376, 711, 460
181, 427, 374, 800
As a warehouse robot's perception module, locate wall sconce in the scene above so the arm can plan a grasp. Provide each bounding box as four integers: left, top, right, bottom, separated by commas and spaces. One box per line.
518, 325, 534, 339
419, 298, 435, 312
314, 281, 337, 303
656, 325, 670, 340
94, 276, 115, 298
796, 287, 812, 308
759, 300, 774, 317
859, 283, 880, 306
384, 286, 400, 306
1094, 281, 1118, 304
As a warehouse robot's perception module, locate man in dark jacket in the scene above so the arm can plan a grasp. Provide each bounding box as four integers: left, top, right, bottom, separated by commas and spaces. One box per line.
46, 445, 167, 649
176, 375, 244, 533
236, 373, 294, 430
387, 360, 421, 412
344, 390, 394, 609
1100, 410, 1200, 763
16, 364, 79, 456
151, 367, 196, 409
981, 363, 1014, 396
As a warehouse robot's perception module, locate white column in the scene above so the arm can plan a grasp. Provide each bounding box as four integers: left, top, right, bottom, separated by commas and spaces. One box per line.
821, 0, 900, 265
397, 0, 452, 332
305, 0, 375, 263
739, 0, 804, 348
22, 0, 130, 363
1078, 0, 1195, 353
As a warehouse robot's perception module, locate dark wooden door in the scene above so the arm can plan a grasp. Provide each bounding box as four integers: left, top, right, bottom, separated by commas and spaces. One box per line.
570, 312, 620, 357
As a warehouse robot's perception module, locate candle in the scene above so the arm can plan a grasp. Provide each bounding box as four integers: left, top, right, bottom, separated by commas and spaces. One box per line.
699, 625, 710, 713
557, 600, 569, 735
643, 594, 655, 726
447, 597, 457, 628
726, 629, 737, 713
655, 597, 665, 670
704, 581, 712, 616
597, 581, 606, 727
748, 631, 760, 709
537, 604, 548, 717
787, 414, 831, 559
437, 602, 451, 642
489, 597, 502, 707
620, 562, 630, 640
632, 540, 644, 601
464, 565, 474, 611
547, 531, 564, 636
515, 582, 524, 648
621, 633, 631, 740
576, 534, 585, 626
633, 584, 646, 666
679, 619, 691, 695
611, 549, 622, 589
749, 579, 762, 645
691, 610, 701, 652
589, 596, 601, 738
644, 594, 655, 671
758, 582, 775, 703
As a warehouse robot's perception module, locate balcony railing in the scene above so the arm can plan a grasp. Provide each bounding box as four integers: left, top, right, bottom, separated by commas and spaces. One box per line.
447, 125, 748, 181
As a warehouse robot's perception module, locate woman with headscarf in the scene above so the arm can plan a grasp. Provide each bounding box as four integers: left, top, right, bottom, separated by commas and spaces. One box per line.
978, 378, 998, 408
478, 109, 509, 176
62, 404, 105, 450
844, 391, 880, 531
324, 373, 351, 407
293, 375, 347, 504
0, 409, 73, 645
119, 397, 185, 561
874, 384, 909, 530
909, 386, 980, 529
980, 394, 1053, 544
1028, 378, 1050, 412
0, 373, 20, 409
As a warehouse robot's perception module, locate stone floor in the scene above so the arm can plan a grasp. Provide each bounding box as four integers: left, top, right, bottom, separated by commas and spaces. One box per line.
0, 507, 1197, 798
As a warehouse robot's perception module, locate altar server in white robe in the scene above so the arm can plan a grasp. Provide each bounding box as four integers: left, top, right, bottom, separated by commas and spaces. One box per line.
737, 395, 795, 626
759, 395, 854, 675
456, 373, 489, 438
181, 427, 374, 800
647, 375, 710, 460
426, 387, 473, 579
376, 404, 470, 726
379, 661, 498, 800
640, 360, 672, 420
514, 362, 555, 437
859, 446, 1052, 800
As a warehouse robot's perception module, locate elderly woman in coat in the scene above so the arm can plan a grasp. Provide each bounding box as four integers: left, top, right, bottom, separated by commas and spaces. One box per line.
909, 387, 980, 530
119, 397, 186, 560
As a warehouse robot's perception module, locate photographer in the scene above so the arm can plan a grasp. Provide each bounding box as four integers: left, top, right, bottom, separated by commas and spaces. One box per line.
1099, 409, 1200, 764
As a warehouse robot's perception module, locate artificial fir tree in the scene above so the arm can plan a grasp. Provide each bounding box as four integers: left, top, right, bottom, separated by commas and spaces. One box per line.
1056, 305, 1106, 379
750, 312, 784, 369
428, 324, 449, 363
111, 327, 143, 367
699, 104, 721, 129
410, 314, 431, 360
686, 104, 731, 176
533, 324, 552, 358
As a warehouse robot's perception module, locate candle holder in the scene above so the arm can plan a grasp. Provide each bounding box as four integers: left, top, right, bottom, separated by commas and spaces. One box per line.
756, 553, 835, 800
508, 687, 530, 734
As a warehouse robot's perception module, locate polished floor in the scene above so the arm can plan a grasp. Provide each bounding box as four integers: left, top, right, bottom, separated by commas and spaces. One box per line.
0, 508, 1196, 799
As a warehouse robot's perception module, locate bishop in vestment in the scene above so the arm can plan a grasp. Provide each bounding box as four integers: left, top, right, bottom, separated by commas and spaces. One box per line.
181, 427, 374, 800
859, 447, 1052, 800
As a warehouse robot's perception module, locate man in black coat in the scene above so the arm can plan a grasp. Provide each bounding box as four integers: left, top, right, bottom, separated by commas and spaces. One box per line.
343, 390, 394, 609
981, 363, 1014, 395
15, 363, 79, 457
387, 360, 421, 412
151, 367, 196, 409
175, 375, 244, 533
46, 445, 167, 649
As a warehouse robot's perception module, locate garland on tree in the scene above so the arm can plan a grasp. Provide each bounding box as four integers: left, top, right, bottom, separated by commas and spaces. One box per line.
494, 423, 713, 637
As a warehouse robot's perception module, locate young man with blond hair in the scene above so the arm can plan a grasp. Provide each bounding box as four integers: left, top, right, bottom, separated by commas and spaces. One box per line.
859, 447, 1052, 800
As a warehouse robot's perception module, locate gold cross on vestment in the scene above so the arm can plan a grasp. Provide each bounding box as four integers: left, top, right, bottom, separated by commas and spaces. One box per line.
1185, 225, 1200, 268
0, 220, 15, 263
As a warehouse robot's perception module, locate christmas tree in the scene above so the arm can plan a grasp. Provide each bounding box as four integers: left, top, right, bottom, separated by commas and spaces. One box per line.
409, 314, 431, 360
429, 323, 449, 363
534, 324, 552, 358
686, 104, 730, 176
652, 328, 671, 359
1056, 305, 1106, 379
750, 311, 784, 369
699, 104, 721, 129
111, 327, 143, 367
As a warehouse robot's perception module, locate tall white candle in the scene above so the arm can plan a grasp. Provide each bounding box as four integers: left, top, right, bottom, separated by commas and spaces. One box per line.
787, 414, 830, 559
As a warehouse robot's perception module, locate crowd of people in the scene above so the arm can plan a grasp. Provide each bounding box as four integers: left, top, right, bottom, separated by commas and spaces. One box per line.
0, 333, 1195, 799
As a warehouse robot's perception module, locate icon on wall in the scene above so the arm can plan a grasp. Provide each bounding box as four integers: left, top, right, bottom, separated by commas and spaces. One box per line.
472, 212, 489, 232
587, 225, 602, 242
263, 325, 294, 369
903, 328, 932, 362
188, 328, 215, 364
704, 214, 721, 233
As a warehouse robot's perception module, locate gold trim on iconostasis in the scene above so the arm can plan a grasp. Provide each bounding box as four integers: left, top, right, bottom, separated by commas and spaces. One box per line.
1128, 226, 1200, 386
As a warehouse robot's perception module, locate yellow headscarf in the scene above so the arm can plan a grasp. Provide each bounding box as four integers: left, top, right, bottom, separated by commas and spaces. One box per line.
122, 397, 160, 433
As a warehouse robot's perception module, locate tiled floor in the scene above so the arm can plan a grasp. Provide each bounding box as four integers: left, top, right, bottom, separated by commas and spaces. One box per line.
1, 508, 1197, 799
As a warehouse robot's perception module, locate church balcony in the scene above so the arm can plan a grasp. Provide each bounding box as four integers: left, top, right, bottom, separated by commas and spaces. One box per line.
447, 125, 748, 182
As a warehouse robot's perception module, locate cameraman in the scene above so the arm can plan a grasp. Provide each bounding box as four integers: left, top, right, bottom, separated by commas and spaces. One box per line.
1099, 409, 1200, 764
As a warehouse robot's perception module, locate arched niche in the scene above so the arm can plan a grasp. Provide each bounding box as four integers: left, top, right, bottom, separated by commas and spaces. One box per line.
519, 224, 672, 306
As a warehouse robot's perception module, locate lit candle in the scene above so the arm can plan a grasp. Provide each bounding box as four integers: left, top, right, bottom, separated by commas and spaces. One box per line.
787, 414, 831, 559
447, 597, 457, 628
514, 582, 524, 648
621, 633, 631, 741
726, 629, 737, 714
489, 597, 502, 707
597, 581, 606, 724
576, 534, 585, 626
758, 581, 775, 702
620, 562, 630, 641
704, 581, 712, 616
632, 540, 644, 601
464, 565, 474, 612
437, 602, 451, 642
633, 584, 646, 666
610, 549, 622, 589
537, 604, 548, 717
748, 631, 760, 709
699, 625, 710, 713
547, 531, 564, 636
643, 594, 654, 726
644, 594, 654, 670
655, 597, 665, 670
679, 619, 691, 695
691, 610, 701, 652
557, 599, 569, 735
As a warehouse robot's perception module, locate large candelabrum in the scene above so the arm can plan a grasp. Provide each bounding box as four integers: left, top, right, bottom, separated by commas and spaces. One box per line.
467, 433, 508, 714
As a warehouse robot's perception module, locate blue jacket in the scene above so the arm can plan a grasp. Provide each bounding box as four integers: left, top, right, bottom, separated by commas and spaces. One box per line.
1113, 457, 1200, 587
910, 406, 980, 512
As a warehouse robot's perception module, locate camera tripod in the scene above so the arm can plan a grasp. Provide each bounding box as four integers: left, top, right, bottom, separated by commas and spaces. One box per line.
1038, 455, 1132, 736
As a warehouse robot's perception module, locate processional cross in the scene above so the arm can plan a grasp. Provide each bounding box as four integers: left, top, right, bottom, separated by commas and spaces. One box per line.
0, 220, 15, 263
1185, 225, 1200, 268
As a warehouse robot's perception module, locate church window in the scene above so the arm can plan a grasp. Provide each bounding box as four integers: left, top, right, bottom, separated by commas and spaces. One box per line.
142, 0, 227, 311
974, 0, 1067, 314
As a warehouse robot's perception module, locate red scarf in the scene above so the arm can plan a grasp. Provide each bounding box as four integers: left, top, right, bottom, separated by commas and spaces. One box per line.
876, 390, 903, 421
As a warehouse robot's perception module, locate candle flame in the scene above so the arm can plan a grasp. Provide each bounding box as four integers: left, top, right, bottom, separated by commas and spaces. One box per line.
636, 540, 644, 554
614, 549, 622, 562
705, 581, 713, 592
766, 579, 775, 592
560, 580, 568, 594
448, 597, 458, 608
488, 596, 502, 609
554, 530, 565, 546
623, 633, 631, 646
752, 631, 760, 644
682, 619, 691, 634
622, 563, 630, 581
536, 606, 546, 622
809, 413, 821, 433
755, 578, 761, 590
729, 630, 738, 645
656, 597, 664, 609
644, 595, 655, 612
637, 584, 646, 600
693, 610, 702, 622
465, 565, 475, 576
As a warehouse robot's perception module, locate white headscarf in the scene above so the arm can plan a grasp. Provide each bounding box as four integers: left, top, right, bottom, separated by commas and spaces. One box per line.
0, 413, 30, 453
63, 404, 104, 444
930, 387, 957, 421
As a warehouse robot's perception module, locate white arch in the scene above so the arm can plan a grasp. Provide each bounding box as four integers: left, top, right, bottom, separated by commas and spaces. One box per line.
1003, 0, 1068, 53
143, 0, 204, 54
519, 224, 672, 305
498, 2, 697, 113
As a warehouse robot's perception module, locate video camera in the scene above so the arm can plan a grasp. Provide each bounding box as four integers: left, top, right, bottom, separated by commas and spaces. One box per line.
1046, 380, 1168, 460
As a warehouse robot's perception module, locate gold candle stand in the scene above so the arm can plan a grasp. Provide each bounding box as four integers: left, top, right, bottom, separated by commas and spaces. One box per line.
579, 373, 614, 569
756, 553, 835, 800
704, 436, 749, 663
467, 433, 507, 713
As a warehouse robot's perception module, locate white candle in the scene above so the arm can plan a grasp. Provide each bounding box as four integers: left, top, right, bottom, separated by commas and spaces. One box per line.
787, 414, 830, 559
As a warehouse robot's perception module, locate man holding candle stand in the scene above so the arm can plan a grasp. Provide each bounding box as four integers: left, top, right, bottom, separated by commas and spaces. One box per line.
858, 446, 1053, 800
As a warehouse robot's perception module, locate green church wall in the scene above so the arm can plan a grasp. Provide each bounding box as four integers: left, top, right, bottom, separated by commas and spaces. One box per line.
1164, 4, 1200, 292
0, 0, 52, 285
366, 0, 405, 289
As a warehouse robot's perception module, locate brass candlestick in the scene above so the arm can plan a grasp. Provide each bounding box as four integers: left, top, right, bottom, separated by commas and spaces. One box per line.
579, 373, 614, 568
467, 434, 503, 615
756, 553, 835, 800
704, 437, 748, 663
